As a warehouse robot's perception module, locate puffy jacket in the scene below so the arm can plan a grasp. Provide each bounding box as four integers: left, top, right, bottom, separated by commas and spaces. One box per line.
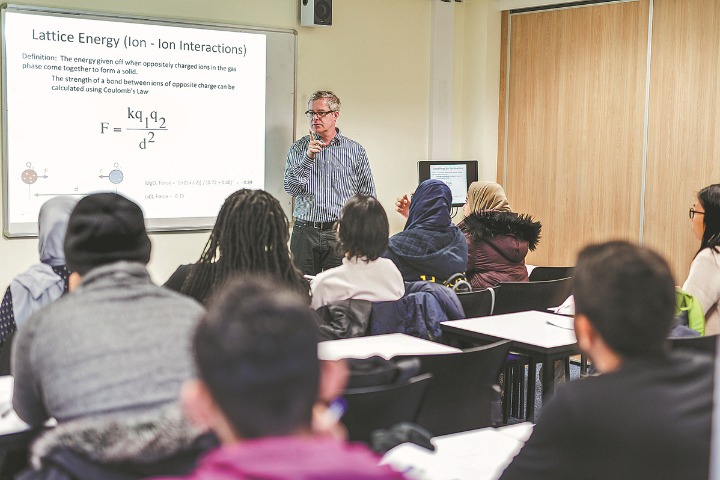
458, 211, 541, 290
370, 281, 465, 340
385, 229, 468, 283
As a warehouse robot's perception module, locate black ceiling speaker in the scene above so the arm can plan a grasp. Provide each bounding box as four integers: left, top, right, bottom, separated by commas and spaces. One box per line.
301, 0, 332, 27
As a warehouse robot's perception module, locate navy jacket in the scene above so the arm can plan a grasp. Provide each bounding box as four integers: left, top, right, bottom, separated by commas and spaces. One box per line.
369, 282, 465, 341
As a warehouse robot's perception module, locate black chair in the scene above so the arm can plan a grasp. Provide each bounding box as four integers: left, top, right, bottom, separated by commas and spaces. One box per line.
346, 356, 421, 389
341, 373, 432, 444
457, 288, 496, 318
492, 277, 573, 316
669, 334, 718, 356
528, 266, 575, 282
393, 340, 510, 435
0, 329, 16, 376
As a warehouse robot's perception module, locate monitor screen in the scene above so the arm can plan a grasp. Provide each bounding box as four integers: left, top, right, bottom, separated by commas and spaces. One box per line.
417, 160, 479, 207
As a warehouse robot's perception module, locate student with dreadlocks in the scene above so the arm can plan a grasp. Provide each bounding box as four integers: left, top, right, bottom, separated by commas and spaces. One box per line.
164, 189, 310, 304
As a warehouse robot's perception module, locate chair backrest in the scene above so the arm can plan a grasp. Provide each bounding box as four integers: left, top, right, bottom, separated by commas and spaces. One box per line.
529, 266, 575, 282
493, 277, 574, 315
669, 334, 718, 356
341, 373, 432, 443
0, 329, 16, 376
346, 356, 421, 389
457, 288, 496, 318
393, 340, 511, 436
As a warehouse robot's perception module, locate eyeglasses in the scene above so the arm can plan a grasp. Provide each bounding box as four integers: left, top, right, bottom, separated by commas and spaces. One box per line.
305, 110, 337, 119
689, 209, 705, 219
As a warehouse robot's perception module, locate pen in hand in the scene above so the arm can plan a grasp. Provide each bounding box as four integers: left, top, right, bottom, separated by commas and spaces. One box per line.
325, 396, 347, 424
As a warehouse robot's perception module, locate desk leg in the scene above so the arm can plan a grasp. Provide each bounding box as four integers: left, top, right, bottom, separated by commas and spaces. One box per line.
581, 354, 588, 376
542, 358, 555, 399
526, 359, 537, 422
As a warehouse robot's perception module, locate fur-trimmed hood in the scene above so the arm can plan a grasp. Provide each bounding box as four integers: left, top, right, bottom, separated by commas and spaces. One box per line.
459, 210, 541, 251
30, 405, 205, 470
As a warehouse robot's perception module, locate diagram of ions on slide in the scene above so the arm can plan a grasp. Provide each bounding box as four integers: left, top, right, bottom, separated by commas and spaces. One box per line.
101, 107, 168, 149
21, 161, 124, 198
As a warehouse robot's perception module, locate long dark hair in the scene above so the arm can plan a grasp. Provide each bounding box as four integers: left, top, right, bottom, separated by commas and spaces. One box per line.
697, 184, 720, 255
181, 189, 309, 304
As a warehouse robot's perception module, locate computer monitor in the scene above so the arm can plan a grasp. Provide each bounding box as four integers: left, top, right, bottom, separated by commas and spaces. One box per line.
417, 160, 479, 207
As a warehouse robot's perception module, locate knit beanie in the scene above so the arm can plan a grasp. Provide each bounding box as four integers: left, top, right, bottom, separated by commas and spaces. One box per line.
64, 193, 151, 275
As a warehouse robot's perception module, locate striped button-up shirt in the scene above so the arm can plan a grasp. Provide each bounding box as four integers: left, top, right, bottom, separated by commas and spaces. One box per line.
284, 129, 376, 222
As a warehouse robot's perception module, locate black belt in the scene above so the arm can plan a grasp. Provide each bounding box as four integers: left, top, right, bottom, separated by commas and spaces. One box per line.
295, 219, 336, 230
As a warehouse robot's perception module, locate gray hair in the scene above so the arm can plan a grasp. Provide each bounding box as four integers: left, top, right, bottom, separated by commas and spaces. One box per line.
308, 91, 340, 112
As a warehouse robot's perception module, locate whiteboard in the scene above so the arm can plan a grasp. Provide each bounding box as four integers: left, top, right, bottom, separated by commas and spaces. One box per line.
1, 4, 296, 237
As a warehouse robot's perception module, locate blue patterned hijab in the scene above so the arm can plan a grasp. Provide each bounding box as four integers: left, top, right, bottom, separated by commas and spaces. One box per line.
405, 179, 454, 232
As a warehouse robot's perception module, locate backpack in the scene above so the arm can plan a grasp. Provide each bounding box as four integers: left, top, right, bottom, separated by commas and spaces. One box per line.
675, 289, 706, 336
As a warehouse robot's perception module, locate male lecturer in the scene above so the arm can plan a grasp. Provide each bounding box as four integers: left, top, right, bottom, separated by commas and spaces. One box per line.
284, 90, 376, 275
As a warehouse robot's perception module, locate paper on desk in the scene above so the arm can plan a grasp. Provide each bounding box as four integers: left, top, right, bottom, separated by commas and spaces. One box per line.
0, 376, 57, 435
381, 443, 500, 480
546, 316, 574, 330
381, 428, 527, 480
0, 409, 32, 435
496, 422, 534, 443
548, 295, 575, 315
0, 377, 30, 435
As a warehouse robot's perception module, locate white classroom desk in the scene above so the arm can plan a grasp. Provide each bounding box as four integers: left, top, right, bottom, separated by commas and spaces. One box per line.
318, 333, 461, 361
381, 422, 533, 480
0, 375, 57, 456
0, 376, 32, 436
441, 311, 578, 421
443, 311, 576, 351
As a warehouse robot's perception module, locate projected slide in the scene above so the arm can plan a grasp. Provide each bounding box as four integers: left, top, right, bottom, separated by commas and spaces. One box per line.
3, 8, 268, 235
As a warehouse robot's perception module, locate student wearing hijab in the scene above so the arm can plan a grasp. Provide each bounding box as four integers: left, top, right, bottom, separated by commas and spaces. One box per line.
385, 179, 468, 283
457, 181, 541, 290
0, 196, 77, 346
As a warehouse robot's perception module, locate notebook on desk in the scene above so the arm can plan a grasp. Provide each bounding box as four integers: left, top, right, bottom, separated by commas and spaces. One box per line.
381, 425, 532, 480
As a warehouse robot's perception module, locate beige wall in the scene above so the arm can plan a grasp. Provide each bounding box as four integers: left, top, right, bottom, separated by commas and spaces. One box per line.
0, 0, 502, 287
643, 0, 720, 282
459, 1, 502, 181
500, 1, 650, 267
497, 0, 720, 279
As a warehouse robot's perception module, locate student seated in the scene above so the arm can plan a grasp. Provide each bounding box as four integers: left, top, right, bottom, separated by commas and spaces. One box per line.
387, 179, 468, 283
12, 193, 207, 478
310, 195, 404, 309
152, 278, 406, 480
165, 189, 309, 304
499, 241, 715, 480
457, 181, 541, 290
683, 183, 720, 335
0, 196, 77, 346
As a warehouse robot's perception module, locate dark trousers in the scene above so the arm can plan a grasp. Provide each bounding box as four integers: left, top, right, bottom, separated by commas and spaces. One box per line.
290, 223, 342, 275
